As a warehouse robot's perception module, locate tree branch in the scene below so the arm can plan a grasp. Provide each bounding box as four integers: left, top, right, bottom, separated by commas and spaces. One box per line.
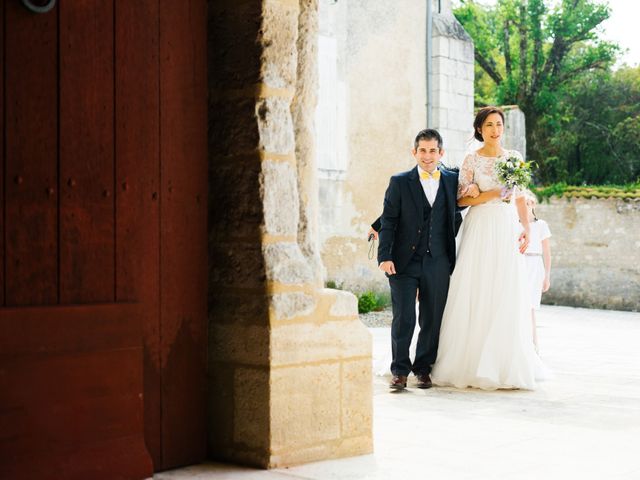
518, 2, 528, 102
503, 18, 512, 79
475, 51, 504, 85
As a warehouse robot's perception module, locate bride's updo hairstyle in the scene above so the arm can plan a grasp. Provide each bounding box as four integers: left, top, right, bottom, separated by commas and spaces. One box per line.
473, 106, 505, 142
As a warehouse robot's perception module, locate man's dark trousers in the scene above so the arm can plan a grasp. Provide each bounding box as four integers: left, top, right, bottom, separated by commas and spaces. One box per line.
389, 253, 450, 376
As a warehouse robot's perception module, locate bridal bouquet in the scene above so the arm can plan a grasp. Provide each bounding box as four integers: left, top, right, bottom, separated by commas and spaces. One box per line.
494, 155, 533, 190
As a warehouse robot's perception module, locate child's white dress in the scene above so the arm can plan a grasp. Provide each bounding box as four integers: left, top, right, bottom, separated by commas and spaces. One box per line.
524, 220, 551, 309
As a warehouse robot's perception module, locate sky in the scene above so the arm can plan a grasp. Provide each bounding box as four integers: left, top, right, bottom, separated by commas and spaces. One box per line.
458, 0, 639, 68
597, 0, 639, 67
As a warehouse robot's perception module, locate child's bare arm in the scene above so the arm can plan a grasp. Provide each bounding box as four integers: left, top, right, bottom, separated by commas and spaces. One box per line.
542, 238, 551, 292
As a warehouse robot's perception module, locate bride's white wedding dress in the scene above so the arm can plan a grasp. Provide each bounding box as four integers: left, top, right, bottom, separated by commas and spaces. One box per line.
431, 150, 546, 390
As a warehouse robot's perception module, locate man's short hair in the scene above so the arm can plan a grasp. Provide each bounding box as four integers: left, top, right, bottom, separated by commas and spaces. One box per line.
414, 129, 443, 150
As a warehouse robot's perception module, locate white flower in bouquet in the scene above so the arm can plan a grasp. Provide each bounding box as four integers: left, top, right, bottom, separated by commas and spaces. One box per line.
495, 155, 533, 190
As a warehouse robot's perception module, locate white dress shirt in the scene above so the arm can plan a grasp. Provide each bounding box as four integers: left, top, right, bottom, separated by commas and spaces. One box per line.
417, 166, 440, 205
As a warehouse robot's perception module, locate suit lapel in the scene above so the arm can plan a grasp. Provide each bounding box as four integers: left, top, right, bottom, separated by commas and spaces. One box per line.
439, 168, 456, 228
408, 167, 424, 219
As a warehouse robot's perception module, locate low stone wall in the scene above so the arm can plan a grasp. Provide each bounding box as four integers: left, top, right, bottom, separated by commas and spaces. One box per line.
535, 197, 640, 312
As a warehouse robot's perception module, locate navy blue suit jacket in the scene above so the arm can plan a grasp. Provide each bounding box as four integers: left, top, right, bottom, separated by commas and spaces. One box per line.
374, 166, 463, 275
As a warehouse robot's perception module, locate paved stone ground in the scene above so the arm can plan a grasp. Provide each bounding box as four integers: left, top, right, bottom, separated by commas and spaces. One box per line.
358, 306, 393, 328
156, 305, 640, 480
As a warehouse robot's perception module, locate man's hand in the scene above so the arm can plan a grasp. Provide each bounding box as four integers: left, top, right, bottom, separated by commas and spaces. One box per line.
461, 183, 480, 198
379, 261, 396, 275
367, 227, 379, 241
518, 229, 530, 254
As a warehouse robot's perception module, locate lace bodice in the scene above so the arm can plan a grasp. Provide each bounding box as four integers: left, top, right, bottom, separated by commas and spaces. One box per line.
457, 150, 524, 202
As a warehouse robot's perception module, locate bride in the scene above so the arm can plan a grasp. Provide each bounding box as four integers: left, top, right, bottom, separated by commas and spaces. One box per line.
431, 106, 544, 390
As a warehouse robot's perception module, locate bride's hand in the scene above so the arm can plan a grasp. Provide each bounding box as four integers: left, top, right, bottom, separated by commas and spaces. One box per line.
461, 183, 480, 198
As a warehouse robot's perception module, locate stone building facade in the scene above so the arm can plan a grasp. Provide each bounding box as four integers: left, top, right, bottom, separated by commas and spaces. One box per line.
317, 0, 475, 292
208, 0, 371, 468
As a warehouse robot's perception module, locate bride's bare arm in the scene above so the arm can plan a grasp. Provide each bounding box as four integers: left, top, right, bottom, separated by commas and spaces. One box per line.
457, 188, 502, 207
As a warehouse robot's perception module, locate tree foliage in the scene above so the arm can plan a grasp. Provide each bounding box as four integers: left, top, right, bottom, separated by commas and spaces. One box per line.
546, 66, 640, 184
454, 0, 620, 183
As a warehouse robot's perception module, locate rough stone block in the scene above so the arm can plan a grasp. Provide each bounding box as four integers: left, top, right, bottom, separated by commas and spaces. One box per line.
262, 160, 300, 236
263, 242, 314, 284
257, 97, 295, 155
433, 107, 449, 129
270, 291, 317, 321
209, 159, 263, 242
261, 0, 299, 89
209, 291, 269, 326
326, 288, 358, 317
431, 73, 449, 93
448, 38, 463, 59
341, 359, 373, 438
452, 76, 472, 96
208, 365, 235, 454
209, 96, 260, 155
461, 40, 475, 62
270, 363, 341, 450
210, 241, 266, 289
433, 35, 450, 57
209, 323, 270, 365
270, 319, 371, 366
233, 367, 270, 449
456, 59, 475, 80
437, 91, 470, 112
208, 2, 262, 89
336, 435, 374, 458
433, 56, 456, 76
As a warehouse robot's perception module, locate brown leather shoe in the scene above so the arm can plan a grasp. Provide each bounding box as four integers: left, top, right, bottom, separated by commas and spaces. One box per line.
389, 375, 407, 390
416, 373, 432, 389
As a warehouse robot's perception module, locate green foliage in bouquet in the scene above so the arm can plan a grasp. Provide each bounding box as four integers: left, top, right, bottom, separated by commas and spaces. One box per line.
494, 156, 534, 189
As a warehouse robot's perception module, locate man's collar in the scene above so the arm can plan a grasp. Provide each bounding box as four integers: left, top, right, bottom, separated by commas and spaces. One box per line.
417, 165, 440, 176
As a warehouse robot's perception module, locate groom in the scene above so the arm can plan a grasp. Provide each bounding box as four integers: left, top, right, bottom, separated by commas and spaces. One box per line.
374, 129, 463, 390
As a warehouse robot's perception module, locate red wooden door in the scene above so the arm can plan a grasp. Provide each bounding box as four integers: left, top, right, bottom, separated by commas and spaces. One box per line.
0, 0, 207, 477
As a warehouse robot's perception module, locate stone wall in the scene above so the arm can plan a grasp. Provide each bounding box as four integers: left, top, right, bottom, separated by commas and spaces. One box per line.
208, 0, 372, 468
535, 197, 640, 311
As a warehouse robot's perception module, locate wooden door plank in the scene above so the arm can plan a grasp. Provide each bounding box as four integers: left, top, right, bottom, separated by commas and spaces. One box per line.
115, 0, 162, 467
4, 1, 58, 306
0, 303, 152, 480
0, 350, 144, 454
159, 0, 208, 469
59, 0, 115, 303
0, 303, 141, 354
0, 435, 151, 480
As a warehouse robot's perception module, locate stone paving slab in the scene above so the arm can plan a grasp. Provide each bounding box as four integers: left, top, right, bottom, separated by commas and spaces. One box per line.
156, 305, 640, 480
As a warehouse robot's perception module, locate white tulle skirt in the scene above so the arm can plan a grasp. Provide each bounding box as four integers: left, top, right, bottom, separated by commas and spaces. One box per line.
431, 202, 546, 390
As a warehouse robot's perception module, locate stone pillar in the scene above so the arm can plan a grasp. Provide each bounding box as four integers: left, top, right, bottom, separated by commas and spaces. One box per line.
208, 0, 372, 468
502, 105, 527, 158
430, 0, 475, 167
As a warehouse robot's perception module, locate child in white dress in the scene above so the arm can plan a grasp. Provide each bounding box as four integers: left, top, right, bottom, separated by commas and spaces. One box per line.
523, 191, 552, 353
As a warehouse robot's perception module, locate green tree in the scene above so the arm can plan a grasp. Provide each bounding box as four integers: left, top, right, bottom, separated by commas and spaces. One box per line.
547, 66, 640, 184
454, 0, 619, 182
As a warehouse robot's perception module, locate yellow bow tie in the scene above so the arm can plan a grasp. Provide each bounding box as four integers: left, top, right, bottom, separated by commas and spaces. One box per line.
420, 169, 441, 180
